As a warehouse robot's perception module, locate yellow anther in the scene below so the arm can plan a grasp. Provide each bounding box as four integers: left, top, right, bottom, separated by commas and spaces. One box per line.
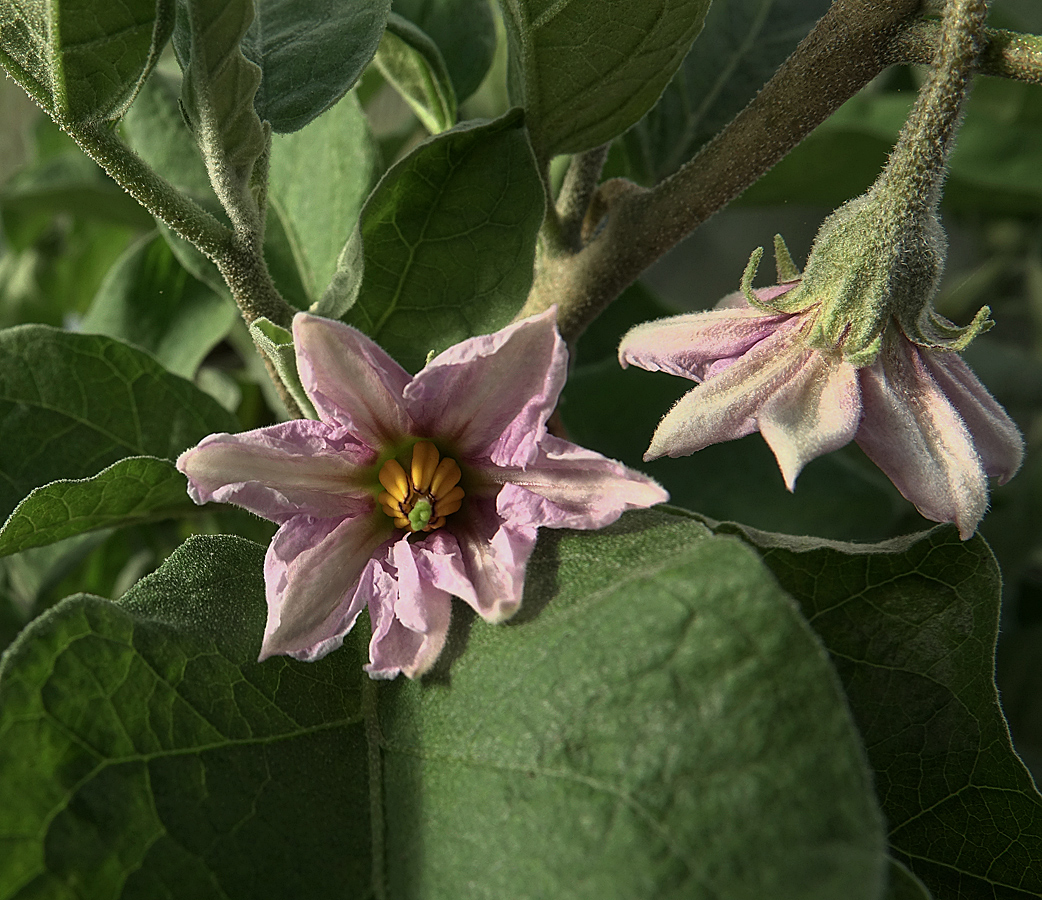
436, 485, 465, 517
411, 441, 439, 493
378, 459, 409, 502
430, 457, 462, 498
393, 516, 410, 529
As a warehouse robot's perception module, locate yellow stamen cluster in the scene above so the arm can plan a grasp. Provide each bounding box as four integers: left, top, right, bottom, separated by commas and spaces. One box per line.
378, 441, 464, 532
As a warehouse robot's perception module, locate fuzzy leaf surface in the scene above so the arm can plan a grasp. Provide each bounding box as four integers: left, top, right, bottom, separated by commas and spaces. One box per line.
345, 110, 544, 371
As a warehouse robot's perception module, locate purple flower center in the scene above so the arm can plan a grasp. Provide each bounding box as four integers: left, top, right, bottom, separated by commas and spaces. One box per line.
377, 441, 465, 533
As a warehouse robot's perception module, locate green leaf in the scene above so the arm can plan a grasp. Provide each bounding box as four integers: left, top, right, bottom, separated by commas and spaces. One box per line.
885, 859, 933, 900
500, 0, 712, 160
242, 0, 391, 133
392, 0, 496, 101
375, 12, 457, 134
247, 317, 317, 419
0, 456, 195, 557
382, 509, 886, 897
0, 512, 888, 896
0, 0, 173, 123
267, 91, 380, 306
622, 0, 831, 185
345, 109, 544, 371
82, 232, 237, 378
0, 535, 371, 898
0, 325, 238, 523
176, 0, 269, 228
712, 522, 1042, 899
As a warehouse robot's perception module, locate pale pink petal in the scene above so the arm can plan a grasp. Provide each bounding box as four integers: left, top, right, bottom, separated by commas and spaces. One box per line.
757, 350, 861, 490
176, 420, 374, 522
619, 307, 796, 382
363, 554, 421, 679
643, 324, 813, 461
922, 351, 1024, 483
293, 313, 415, 446
450, 492, 538, 623
856, 340, 987, 539
408, 530, 480, 609
489, 433, 669, 528
404, 308, 566, 467
259, 513, 394, 659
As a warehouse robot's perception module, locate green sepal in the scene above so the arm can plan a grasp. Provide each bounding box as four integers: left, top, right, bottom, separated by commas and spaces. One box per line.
740, 246, 772, 310
248, 317, 318, 419
774, 233, 801, 283
902, 304, 994, 352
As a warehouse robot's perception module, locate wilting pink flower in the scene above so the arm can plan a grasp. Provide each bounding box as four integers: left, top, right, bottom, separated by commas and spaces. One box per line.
619, 285, 1022, 539
178, 310, 667, 678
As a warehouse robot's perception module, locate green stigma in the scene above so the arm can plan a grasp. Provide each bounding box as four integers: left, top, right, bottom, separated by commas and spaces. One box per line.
408, 499, 433, 532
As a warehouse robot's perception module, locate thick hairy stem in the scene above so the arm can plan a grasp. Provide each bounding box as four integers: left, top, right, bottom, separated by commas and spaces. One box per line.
517, 0, 926, 343
556, 145, 610, 251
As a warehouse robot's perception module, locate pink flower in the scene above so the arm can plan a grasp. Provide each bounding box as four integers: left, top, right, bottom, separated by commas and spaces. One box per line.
618, 285, 1023, 539
178, 309, 667, 678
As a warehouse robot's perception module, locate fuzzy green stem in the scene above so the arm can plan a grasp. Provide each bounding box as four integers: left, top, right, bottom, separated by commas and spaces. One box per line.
556, 144, 610, 251
891, 20, 1042, 82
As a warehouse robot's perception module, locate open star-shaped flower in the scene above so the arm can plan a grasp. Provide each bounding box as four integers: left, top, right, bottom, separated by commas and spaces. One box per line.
619, 285, 1022, 539
178, 310, 667, 678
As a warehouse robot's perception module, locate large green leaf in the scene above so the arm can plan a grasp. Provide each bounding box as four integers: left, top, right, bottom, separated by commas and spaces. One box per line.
82, 233, 236, 378
392, 0, 496, 101
344, 109, 544, 372
241, 0, 391, 133
499, 0, 712, 160
0, 512, 888, 896
622, 0, 831, 186
0, 325, 238, 523
242, 0, 391, 133
267, 92, 380, 306
713, 522, 1042, 899
0, 456, 195, 557
0, 0, 173, 123
0, 535, 371, 898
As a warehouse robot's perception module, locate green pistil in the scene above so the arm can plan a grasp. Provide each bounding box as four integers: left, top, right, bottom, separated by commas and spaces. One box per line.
408, 499, 433, 532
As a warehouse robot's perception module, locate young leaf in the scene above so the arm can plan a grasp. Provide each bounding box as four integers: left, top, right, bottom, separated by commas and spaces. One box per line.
0, 326, 238, 523
712, 522, 1042, 900
0, 535, 372, 899
243, 0, 391, 133
267, 92, 380, 306
344, 109, 544, 372
247, 318, 317, 419
499, 0, 712, 160
0, 456, 196, 557
375, 13, 457, 134
0, 0, 173, 124
623, 0, 832, 185
175, 0, 269, 230
392, 0, 496, 102
82, 233, 237, 378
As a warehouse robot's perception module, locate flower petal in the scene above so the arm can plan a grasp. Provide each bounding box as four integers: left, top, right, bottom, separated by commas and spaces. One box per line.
856, 340, 987, 539
176, 420, 374, 522
619, 307, 796, 382
491, 434, 669, 528
259, 513, 393, 660
922, 351, 1024, 483
293, 313, 415, 447
643, 321, 812, 461
757, 349, 861, 490
405, 307, 567, 466
450, 492, 538, 623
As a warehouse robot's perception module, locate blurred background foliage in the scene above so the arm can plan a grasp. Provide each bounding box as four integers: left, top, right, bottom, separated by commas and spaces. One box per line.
1, 0, 1041, 778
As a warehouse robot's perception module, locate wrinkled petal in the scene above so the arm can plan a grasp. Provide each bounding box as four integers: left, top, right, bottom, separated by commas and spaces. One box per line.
644, 322, 812, 460
177, 420, 374, 522
620, 307, 795, 382
364, 554, 422, 679
294, 313, 415, 446
405, 308, 566, 467
856, 341, 987, 539
260, 513, 393, 660
490, 434, 669, 528
758, 349, 861, 490
450, 492, 538, 623
923, 352, 1024, 482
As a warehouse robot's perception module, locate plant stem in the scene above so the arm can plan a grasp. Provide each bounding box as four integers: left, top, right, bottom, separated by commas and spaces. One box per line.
891, 23, 1042, 84
556, 145, 610, 251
